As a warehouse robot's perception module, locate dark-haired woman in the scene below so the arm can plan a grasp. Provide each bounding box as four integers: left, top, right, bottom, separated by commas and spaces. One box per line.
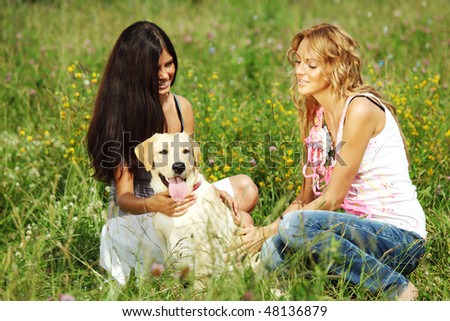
87, 21, 258, 284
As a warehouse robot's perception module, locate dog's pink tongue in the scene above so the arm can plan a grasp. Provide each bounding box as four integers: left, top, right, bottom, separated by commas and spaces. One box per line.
168, 177, 188, 202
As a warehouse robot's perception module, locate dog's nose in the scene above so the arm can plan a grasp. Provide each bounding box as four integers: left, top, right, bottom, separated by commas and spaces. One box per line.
172, 162, 186, 174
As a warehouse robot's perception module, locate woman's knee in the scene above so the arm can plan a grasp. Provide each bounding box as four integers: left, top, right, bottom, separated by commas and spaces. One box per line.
229, 174, 259, 212
278, 211, 305, 244
261, 235, 284, 272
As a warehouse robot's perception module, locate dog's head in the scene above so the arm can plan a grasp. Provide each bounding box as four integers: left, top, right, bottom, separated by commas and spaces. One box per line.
135, 132, 201, 202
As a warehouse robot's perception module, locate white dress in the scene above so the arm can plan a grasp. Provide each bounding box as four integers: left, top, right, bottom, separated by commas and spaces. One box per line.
99, 169, 235, 284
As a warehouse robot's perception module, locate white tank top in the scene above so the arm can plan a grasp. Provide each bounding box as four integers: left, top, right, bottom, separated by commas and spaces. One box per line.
336, 93, 426, 238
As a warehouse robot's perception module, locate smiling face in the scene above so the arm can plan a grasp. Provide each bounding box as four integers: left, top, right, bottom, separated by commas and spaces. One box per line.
135, 133, 200, 201
158, 49, 176, 97
294, 39, 330, 98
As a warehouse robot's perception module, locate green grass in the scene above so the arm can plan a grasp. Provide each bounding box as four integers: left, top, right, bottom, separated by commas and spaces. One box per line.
1, 0, 449, 301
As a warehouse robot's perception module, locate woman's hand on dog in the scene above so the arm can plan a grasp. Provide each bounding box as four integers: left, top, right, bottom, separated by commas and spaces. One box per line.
238, 225, 266, 256
148, 191, 197, 217
218, 190, 240, 223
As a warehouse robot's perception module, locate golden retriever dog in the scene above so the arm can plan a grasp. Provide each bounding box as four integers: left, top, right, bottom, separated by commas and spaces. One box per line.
135, 132, 259, 287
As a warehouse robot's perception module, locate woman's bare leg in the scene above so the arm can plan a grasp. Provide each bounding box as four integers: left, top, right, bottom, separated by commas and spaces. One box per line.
229, 174, 258, 212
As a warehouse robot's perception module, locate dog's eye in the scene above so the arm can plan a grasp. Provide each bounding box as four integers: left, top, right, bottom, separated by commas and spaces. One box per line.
159, 149, 168, 155
182, 149, 190, 154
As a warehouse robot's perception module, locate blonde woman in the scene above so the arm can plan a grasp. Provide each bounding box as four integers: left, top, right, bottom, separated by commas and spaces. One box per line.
241, 23, 426, 300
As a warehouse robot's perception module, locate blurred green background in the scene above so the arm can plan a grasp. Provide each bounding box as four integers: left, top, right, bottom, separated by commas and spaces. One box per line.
1, 0, 448, 300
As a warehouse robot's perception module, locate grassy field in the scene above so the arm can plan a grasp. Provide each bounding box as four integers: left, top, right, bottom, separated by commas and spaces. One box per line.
1, 0, 449, 301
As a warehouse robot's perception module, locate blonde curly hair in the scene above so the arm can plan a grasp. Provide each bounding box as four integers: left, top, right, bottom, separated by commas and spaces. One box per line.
287, 23, 406, 160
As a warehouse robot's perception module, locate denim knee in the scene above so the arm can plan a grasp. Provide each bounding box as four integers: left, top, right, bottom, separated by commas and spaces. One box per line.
278, 211, 302, 244
261, 235, 285, 271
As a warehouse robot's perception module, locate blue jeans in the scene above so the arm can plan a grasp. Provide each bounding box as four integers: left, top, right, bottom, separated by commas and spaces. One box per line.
261, 210, 426, 298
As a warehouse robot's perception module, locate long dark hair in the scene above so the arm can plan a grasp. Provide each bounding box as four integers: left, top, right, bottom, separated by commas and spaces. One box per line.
87, 21, 178, 183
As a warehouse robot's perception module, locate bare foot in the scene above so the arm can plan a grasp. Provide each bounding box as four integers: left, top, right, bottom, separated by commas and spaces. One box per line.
398, 282, 419, 301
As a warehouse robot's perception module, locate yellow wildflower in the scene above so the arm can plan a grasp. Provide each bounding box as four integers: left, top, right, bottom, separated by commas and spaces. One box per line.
432, 74, 440, 84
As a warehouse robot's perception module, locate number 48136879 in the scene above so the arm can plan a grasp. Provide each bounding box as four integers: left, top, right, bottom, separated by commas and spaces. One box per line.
263, 305, 327, 317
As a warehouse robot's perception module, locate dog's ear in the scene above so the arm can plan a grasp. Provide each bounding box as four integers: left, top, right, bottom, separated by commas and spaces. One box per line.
186, 134, 201, 167
134, 133, 161, 171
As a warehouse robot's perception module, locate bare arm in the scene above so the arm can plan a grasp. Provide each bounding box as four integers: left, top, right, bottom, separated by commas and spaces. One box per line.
241, 98, 384, 254
114, 167, 196, 216
241, 173, 314, 253
301, 99, 384, 212
177, 95, 195, 136
113, 167, 142, 214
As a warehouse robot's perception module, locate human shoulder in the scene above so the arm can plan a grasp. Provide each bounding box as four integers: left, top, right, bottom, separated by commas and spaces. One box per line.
346, 96, 384, 122
174, 94, 193, 111
344, 95, 385, 136
173, 94, 195, 134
